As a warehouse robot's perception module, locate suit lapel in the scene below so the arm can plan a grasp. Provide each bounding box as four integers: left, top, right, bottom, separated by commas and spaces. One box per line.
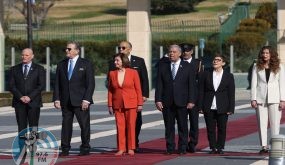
175, 62, 184, 80
217, 72, 226, 91
26, 63, 35, 78
64, 59, 69, 79
165, 61, 172, 80
258, 69, 266, 82
130, 55, 135, 67
17, 64, 25, 79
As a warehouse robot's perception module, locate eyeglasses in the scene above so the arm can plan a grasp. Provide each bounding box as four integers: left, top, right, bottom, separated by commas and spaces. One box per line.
213, 58, 222, 62
118, 46, 126, 50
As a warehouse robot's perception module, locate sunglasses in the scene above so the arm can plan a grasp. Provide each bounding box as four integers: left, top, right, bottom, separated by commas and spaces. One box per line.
63, 48, 72, 52
118, 46, 126, 50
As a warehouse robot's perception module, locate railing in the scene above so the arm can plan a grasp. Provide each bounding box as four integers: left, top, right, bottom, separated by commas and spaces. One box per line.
4, 19, 220, 42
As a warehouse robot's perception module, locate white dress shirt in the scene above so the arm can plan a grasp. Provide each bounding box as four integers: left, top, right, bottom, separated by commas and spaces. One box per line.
171, 58, 181, 77
68, 55, 79, 71
184, 57, 192, 63
22, 62, 32, 74
211, 69, 223, 110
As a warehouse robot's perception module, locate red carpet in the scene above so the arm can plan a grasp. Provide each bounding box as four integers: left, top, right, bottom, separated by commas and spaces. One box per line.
56, 112, 281, 165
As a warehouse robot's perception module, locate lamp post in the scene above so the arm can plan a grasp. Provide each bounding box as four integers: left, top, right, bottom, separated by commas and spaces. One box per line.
27, 0, 33, 48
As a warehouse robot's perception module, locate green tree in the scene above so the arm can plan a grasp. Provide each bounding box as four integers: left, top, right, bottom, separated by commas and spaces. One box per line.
255, 2, 277, 28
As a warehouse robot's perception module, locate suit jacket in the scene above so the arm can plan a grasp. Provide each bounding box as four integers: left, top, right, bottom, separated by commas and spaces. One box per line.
108, 55, 149, 98
53, 57, 95, 107
251, 64, 285, 103
108, 68, 143, 109
155, 60, 195, 107
9, 62, 45, 108
198, 69, 235, 114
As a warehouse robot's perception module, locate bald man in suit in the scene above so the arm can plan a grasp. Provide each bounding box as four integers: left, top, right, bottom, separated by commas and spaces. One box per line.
9, 48, 45, 134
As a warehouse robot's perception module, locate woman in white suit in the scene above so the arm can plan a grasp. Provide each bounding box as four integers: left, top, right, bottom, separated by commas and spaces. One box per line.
251, 45, 285, 154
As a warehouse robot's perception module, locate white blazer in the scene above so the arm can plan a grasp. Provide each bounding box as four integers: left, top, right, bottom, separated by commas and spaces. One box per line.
251, 64, 285, 103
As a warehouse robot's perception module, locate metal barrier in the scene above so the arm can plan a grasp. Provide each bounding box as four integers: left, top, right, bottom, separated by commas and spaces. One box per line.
269, 134, 285, 165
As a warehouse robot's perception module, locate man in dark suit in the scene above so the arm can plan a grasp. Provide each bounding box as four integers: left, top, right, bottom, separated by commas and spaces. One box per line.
180, 43, 201, 153
108, 41, 149, 152
9, 48, 45, 134
198, 54, 235, 154
155, 44, 195, 155
53, 41, 95, 156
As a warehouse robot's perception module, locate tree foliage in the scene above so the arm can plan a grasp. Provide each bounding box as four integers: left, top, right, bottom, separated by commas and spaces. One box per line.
151, 0, 204, 15
4, 0, 63, 28
255, 2, 277, 29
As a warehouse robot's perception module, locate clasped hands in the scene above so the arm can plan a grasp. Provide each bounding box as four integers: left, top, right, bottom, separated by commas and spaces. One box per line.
54, 100, 90, 111
20, 96, 31, 104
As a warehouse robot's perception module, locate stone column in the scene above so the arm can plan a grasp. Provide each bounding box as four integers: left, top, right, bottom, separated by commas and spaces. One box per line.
0, 23, 5, 92
127, 0, 152, 88
277, 0, 285, 64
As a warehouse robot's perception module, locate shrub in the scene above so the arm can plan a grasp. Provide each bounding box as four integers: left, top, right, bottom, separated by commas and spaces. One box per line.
151, 0, 205, 15
255, 2, 277, 29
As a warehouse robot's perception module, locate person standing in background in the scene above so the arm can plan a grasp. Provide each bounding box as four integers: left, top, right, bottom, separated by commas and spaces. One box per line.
251, 45, 285, 154
180, 43, 201, 153
108, 53, 143, 156
108, 41, 149, 153
53, 41, 95, 156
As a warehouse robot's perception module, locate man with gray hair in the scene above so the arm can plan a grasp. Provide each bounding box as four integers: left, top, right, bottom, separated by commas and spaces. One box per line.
155, 44, 196, 155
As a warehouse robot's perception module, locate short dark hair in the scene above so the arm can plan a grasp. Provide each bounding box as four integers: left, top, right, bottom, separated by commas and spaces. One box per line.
214, 53, 227, 64
179, 43, 194, 52
113, 53, 131, 68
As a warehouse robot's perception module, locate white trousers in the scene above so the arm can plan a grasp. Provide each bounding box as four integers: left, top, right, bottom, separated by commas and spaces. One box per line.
256, 104, 282, 147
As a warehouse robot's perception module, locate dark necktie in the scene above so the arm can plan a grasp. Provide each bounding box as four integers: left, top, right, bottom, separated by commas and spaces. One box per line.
23, 64, 28, 78
171, 63, 176, 80
68, 59, 74, 80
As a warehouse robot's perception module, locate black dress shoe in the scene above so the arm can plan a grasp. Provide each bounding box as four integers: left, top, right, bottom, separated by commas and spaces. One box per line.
209, 149, 216, 154
217, 149, 224, 154
134, 148, 141, 153
78, 151, 90, 156
187, 146, 196, 153
165, 151, 174, 155
179, 150, 187, 155
259, 148, 269, 154
59, 151, 69, 156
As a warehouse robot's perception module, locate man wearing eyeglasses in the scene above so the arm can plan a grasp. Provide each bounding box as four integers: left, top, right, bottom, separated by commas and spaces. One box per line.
53, 41, 95, 156
108, 41, 149, 153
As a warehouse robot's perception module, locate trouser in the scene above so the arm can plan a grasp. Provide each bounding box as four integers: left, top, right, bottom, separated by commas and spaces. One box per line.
187, 105, 199, 148
135, 111, 142, 148
115, 108, 137, 151
162, 104, 188, 152
204, 110, 228, 150
61, 103, 91, 152
256, 103, 281, 147
15, 105, 40, 133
